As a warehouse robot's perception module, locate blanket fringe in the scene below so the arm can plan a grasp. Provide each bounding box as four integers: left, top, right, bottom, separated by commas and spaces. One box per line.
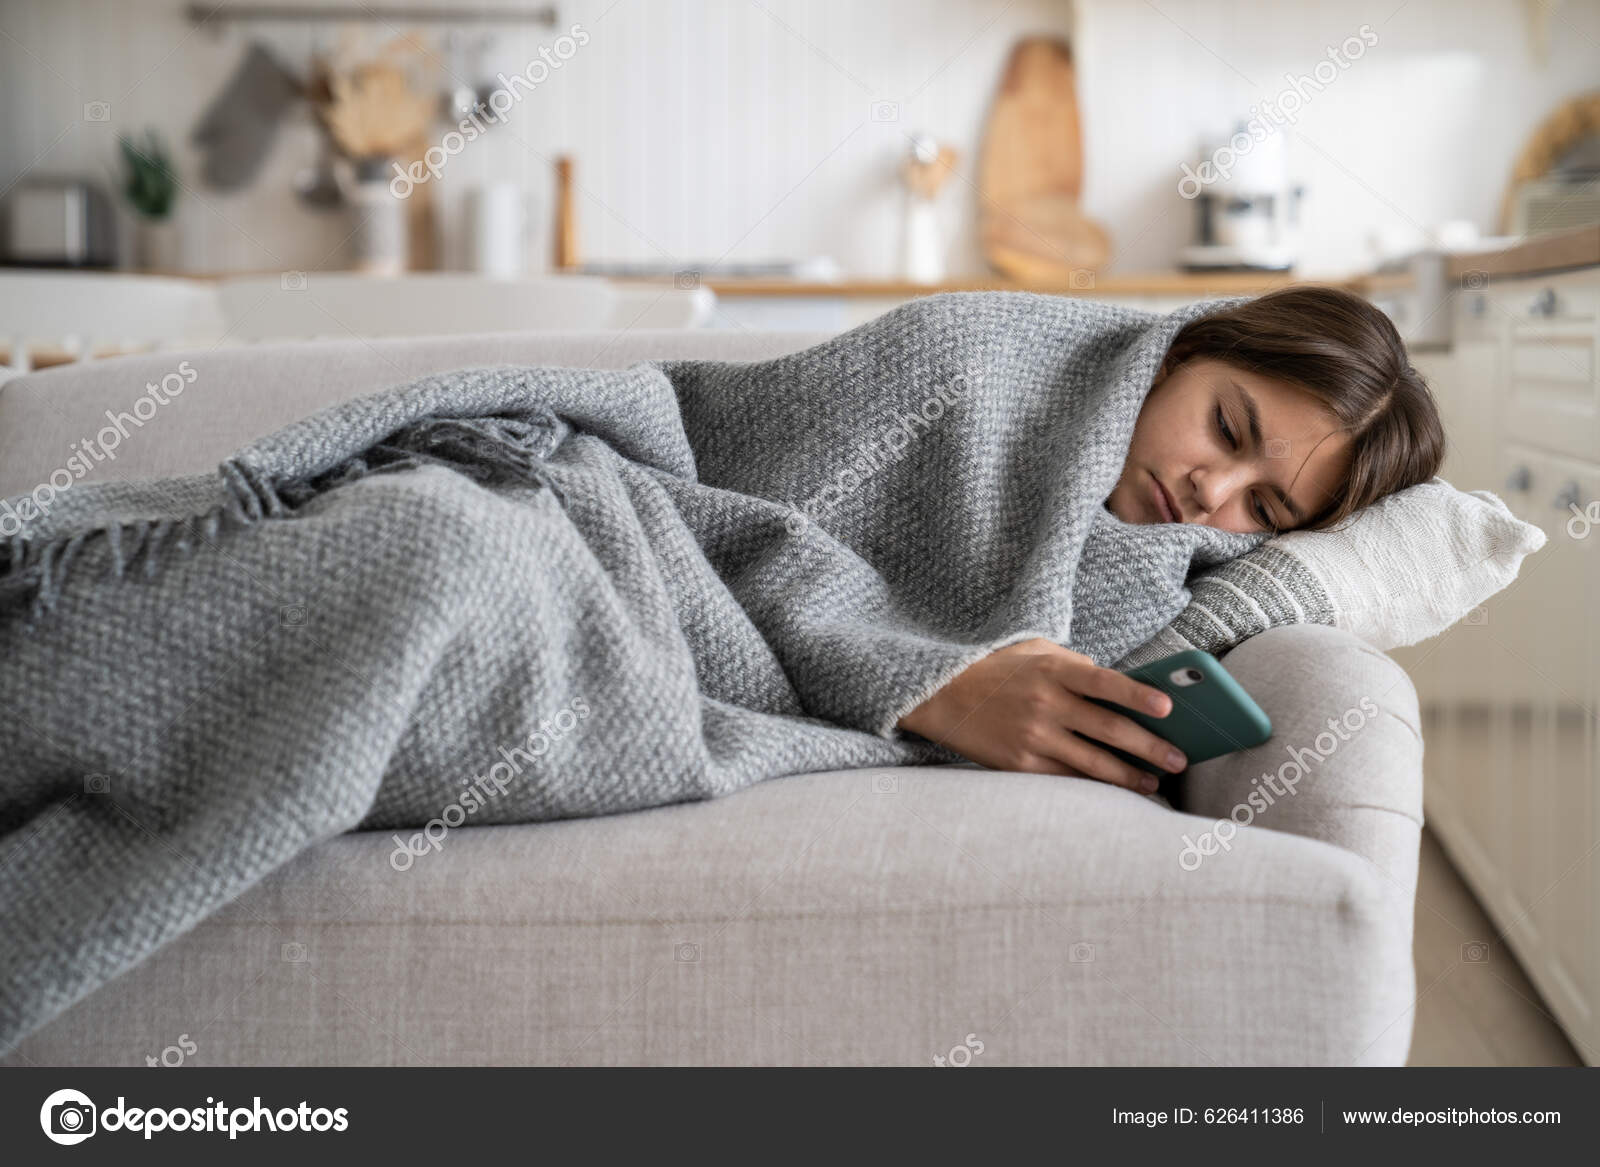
0, 410, 568, 621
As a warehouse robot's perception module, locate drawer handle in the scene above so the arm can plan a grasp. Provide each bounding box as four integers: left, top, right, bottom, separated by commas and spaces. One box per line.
1530, 287, 1559, 316
1505, 465, 1532, 491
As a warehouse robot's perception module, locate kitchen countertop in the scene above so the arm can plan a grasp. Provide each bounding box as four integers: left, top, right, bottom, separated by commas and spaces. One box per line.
111, 243, 1600, 289
1445, 223, 1600, 281
688, 272, 1299, 297
106, 266, 1410, 297
645, 270, 1411, 297
0, 267, 1415, 372
28, 244, 1596, 371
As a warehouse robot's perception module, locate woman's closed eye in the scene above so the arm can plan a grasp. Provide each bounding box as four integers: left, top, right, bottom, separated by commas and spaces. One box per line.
1214, 404, 1278, 530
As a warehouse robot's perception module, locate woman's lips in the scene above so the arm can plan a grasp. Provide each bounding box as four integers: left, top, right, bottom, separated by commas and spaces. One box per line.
1150, 472, 1178, 523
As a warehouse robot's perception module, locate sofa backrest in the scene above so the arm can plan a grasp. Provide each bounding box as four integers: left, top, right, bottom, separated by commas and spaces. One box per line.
0, 328, 831, 501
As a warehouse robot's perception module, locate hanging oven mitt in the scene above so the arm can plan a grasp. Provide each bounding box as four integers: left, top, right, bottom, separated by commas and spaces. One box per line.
190, 40, 303, 191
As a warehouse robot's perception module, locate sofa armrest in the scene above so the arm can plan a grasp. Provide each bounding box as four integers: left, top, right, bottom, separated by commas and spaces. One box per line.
1178, 622, 1425, 898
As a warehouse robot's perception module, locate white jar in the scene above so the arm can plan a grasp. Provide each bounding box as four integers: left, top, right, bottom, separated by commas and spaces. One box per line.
349, 156, 407, 275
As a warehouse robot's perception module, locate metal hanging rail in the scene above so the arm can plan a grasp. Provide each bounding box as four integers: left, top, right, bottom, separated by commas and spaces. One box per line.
184, 4, 558, 25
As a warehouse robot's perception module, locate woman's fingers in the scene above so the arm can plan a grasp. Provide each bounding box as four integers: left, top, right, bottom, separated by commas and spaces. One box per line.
1015, 722, 1157, 792
1049, 652, 1172, 718
1031, 648, 1186, 777
1065, 739, 1163, 792
926, 641, 1180, 792
1063, 691, 1187, 775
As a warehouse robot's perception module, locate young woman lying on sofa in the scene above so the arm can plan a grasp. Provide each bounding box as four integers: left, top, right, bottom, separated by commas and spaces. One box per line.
894, 285, 1443, 794
5, 277, 1542, 1059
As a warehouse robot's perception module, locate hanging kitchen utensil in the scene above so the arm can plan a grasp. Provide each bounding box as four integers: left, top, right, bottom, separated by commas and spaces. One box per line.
190, 40, 303, 192
295, 34, 344, 210
976, 35, 1111, 282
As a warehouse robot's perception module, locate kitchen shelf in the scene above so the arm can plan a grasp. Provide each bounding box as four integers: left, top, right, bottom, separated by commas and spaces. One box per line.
184, 3, 557, 25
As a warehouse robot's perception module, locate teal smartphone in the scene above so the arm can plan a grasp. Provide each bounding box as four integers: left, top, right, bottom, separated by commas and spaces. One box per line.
1082, 649, 1271, 775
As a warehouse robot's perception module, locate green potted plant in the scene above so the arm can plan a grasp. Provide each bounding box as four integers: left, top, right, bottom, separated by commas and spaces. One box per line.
117, 129, 180, 270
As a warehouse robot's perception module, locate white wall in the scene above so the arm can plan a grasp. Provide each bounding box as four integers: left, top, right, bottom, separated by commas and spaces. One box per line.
0, 0, 1595, 279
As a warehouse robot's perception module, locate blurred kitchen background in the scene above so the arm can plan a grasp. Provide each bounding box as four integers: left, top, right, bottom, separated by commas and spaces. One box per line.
4, 0, 1600, 1068
1, 0, 1597, 327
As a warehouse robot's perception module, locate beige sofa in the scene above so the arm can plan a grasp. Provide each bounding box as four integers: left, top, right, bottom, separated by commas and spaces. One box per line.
0, 328, 1424, 1066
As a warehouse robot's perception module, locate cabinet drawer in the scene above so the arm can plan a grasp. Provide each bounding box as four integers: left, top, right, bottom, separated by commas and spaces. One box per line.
1494, 443, 1597, 711
1490, 268, 1600, 322
1453, 285, 1499, 345
1493, 270, 1600, 462
1499, 442, 1600, 559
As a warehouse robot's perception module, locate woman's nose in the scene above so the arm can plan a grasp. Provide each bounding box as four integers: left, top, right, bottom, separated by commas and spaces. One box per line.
1190, 466, 1247, 518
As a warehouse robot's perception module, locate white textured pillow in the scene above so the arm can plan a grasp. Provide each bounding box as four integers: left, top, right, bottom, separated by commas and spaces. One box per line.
1116, 476, 1548, 668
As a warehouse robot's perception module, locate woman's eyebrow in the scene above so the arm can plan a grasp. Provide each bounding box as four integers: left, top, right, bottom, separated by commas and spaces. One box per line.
1228, 378, 1304, 525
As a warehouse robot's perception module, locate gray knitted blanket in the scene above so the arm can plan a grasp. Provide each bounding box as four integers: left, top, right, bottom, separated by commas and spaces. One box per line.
0, 291, 1268, 1053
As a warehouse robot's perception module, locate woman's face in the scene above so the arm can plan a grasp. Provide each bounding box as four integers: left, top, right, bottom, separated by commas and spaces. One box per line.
1104, 356, 1352, 533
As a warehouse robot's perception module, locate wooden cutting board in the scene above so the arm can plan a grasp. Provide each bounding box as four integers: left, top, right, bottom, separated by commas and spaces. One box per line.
977, 36, 1111, 281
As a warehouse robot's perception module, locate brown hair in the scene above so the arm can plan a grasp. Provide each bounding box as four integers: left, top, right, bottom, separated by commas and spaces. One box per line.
1162, 284, 1446, 533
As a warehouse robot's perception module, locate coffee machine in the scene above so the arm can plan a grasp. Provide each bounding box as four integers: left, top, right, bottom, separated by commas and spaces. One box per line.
1179, 122, 1304, 272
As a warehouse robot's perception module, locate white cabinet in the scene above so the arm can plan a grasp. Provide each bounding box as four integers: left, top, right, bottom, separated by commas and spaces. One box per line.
1390, 265, 1600, 1062
1498, 270, 1600, 462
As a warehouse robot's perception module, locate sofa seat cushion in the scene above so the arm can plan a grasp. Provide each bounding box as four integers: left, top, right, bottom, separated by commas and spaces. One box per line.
2, 762, 1412, 1066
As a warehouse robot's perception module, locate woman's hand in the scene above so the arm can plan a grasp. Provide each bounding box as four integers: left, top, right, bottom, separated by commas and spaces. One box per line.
896, 638, 1187, 793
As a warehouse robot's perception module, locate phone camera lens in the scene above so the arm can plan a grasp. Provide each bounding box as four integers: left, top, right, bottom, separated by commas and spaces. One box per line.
1185, 668, 1203, 683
